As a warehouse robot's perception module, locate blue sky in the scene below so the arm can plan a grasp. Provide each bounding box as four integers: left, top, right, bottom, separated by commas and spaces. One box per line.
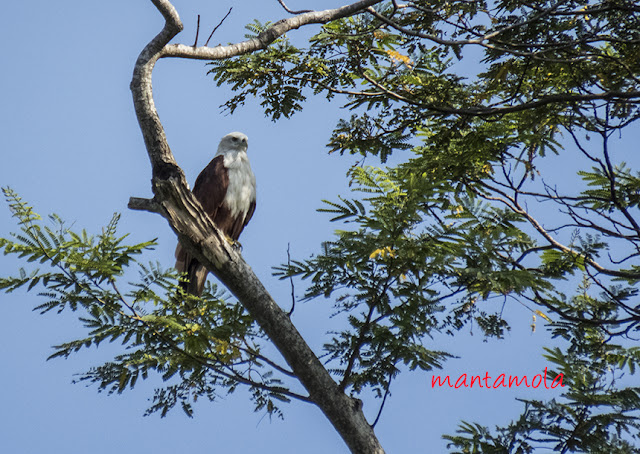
1, 1, 635, 453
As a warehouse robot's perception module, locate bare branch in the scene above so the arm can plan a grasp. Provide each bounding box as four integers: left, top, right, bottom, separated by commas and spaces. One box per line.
159, 0, 384, 60
276, 0, 313, 15
371, 369, 394, 428
601, 131, 640, 236
239, 341, 298, 378
193, 14, 200, 47
204, 7, 233, 47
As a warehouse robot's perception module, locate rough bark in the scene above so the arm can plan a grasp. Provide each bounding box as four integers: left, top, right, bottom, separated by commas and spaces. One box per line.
128, 1, 385, 452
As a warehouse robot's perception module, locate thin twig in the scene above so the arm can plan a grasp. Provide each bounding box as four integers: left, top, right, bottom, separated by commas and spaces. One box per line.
193, 14, 200, 47
204, 7, 233, 47
372, 370, 394, 427
338, 276, 391, 392
287, 242, 296, 316
240, 341, 297, 378
276, 0, 313, 14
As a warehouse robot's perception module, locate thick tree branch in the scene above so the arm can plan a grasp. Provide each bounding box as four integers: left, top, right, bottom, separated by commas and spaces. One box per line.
129, 1, 385, 453
160, 0, 383, 60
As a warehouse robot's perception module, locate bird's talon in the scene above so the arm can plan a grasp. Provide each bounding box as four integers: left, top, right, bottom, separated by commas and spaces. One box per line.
225, 235, 243, 251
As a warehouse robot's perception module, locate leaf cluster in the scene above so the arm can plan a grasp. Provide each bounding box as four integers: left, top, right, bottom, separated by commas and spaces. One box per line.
0, 188, 295, 419
208, 1, 640, 163
274, 165, 553, 399
217, 1, 640, 444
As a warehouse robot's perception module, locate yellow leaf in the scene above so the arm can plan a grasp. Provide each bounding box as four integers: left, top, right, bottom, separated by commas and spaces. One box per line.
369, 246, 395, 259
215, 340, 230, 354
534, 310, 551, 322
385, 49, 414, 68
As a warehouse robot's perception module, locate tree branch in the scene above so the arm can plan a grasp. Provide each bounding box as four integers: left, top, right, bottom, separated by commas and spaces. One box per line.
129, 1, 385, 453
276, 0, 313, 15
159, 0, 384, 61
204, 7, 233, 47
470, 179, 640, 280
128, 196, 162, 214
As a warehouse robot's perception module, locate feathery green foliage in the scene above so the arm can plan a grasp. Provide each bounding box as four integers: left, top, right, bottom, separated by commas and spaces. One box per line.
210, 0, 640, 450
448, 289, 640, 452
4, 0, 640, 451
0, 187, 292, 418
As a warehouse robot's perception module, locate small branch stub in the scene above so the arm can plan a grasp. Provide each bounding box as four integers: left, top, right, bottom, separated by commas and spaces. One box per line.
128, 197, 162, 214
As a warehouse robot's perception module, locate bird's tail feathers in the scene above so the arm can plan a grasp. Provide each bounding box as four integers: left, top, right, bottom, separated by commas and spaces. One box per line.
175, 242, 208, 297
182, 260, 208, 297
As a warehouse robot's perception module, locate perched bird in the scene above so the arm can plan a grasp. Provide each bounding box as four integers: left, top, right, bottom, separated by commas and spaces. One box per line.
175, 131, 256, 296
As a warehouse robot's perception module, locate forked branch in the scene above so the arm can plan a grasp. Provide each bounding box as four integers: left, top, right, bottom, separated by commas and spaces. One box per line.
128, 1, 385, 453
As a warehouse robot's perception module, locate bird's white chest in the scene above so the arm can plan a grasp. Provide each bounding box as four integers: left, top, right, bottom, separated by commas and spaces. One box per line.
222, 150, 256, 217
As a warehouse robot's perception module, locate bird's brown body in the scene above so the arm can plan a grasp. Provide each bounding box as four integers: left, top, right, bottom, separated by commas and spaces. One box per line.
175, 132, 256, 295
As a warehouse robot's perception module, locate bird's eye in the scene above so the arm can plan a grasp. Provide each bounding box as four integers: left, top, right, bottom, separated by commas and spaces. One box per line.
232, 137, 238, 142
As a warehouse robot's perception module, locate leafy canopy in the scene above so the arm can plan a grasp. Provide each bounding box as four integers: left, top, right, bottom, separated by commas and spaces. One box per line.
209, 1, 640, 451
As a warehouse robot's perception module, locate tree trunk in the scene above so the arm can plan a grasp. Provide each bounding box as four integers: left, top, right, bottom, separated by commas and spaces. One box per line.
128, 1, 385, 452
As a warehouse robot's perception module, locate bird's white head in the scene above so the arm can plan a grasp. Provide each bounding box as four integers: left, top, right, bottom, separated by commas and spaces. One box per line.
218, 131, 249, 155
